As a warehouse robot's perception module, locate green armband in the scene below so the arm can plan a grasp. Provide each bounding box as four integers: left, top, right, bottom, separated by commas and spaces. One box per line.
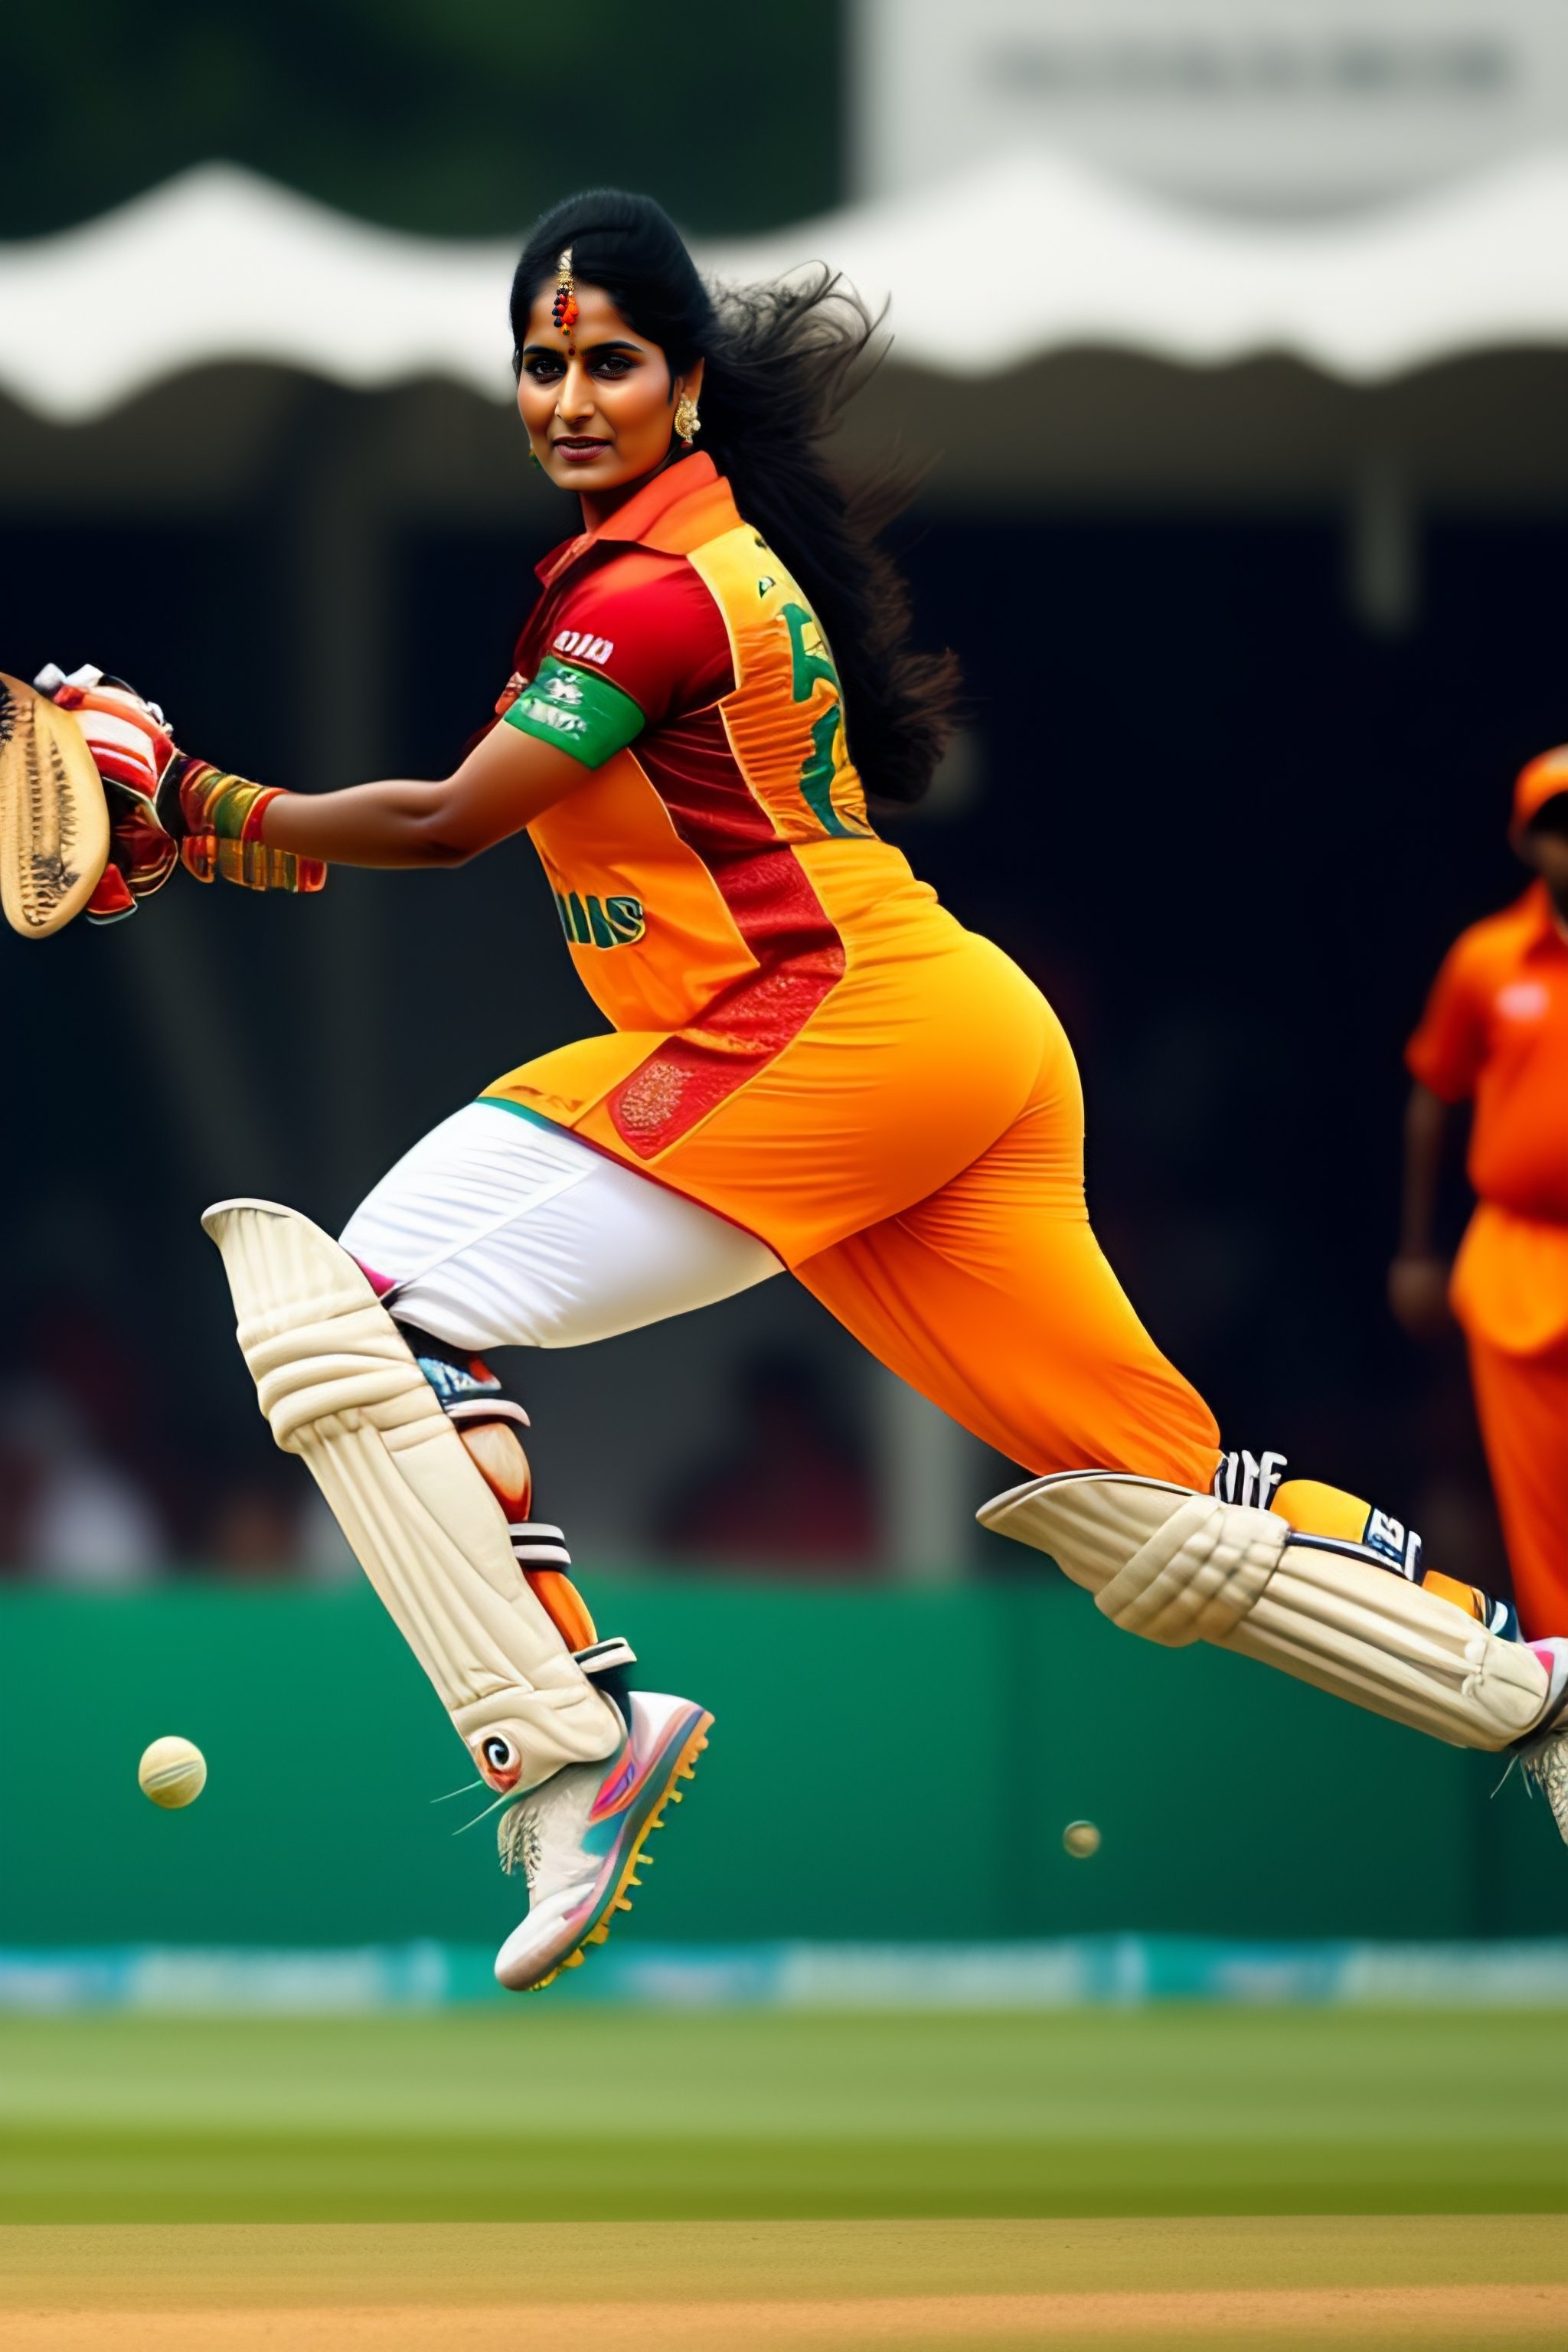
502, 656, 645, 769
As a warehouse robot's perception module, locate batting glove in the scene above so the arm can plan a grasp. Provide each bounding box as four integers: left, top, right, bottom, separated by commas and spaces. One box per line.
34, 662, 326, 903
33, 662, 180, 923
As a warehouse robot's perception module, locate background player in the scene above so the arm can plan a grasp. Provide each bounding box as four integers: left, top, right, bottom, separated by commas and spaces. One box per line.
1392, 752, 1568, 1684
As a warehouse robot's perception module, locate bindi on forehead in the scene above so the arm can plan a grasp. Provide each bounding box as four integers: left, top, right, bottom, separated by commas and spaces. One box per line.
525, 285, 638, 345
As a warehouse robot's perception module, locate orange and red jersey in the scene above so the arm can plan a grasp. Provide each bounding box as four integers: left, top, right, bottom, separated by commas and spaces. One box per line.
1406, 880, 1568, 1351
488, 453, 961, 1200
475, 452, 1218, 1485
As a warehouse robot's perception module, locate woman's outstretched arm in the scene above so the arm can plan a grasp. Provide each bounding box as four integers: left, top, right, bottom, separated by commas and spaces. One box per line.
255, 720, 590, 871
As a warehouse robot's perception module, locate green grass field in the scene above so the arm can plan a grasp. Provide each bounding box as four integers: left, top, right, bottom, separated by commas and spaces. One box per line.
3, 2005, 1566, 2223
6, 2011, 1568, 2346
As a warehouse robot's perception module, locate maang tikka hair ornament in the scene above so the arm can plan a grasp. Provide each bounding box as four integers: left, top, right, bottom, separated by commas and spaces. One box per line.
551, 247, 579, 351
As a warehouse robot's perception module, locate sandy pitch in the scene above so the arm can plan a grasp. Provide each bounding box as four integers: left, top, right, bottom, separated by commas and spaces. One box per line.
5, 2217, 1568, 2348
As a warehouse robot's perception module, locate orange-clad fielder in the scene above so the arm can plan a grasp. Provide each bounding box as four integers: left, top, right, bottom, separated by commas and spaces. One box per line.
1393, 750, 1568, 1666
15, 193, 1568, 1987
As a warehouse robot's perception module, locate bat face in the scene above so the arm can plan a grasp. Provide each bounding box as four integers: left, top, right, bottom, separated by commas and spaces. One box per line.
0, 672, 109, 938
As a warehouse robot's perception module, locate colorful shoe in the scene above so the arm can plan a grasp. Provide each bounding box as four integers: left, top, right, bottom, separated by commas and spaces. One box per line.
492, 1690, 711, 1991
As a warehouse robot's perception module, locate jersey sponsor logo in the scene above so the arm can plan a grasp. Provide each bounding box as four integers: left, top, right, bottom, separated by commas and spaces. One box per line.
553, 889, 646, 949
515, 677, 590, 741
505, 655, 644, 769
533, 707, 586, 737
1496, 980, 1548, 1021
554, 629, 614, 665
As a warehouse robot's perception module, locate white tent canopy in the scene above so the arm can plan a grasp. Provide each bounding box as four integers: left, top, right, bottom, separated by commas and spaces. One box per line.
8, 149, 1568, 423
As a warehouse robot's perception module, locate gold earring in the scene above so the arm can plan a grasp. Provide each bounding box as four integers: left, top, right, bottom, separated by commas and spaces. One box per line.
674, 393, 701, 446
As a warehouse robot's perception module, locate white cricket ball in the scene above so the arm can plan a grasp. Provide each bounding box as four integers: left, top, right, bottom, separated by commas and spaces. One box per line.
1062, 1819, 1101, 1859
138, 1736, 207, 1810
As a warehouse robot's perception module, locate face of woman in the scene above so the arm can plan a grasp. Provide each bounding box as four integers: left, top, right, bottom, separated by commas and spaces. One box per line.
516, 283, 703, 511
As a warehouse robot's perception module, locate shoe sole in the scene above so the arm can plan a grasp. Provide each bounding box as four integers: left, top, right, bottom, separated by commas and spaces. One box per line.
524, 1707, 713, 1992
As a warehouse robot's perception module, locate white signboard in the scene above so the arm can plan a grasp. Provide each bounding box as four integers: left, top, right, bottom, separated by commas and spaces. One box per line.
854, 0, 1568, 214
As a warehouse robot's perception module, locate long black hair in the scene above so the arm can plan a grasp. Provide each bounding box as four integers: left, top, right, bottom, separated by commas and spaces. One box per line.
510, 188, 957, 806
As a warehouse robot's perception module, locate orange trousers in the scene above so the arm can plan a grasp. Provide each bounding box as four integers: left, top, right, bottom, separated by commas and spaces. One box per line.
1467, 1332, 1568, 1639
495, 905, 1219, 1488
795, 1001, 1220, 1485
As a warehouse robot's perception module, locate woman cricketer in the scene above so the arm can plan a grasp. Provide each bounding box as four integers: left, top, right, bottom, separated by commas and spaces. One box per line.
36, 191, 1568, 1986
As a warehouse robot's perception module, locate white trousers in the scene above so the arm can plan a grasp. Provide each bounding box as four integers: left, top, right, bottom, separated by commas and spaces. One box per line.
340, 1100, 782, 1353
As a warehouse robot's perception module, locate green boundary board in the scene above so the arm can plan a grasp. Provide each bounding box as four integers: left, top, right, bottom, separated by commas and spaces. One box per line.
1, 1579, 1562, 1948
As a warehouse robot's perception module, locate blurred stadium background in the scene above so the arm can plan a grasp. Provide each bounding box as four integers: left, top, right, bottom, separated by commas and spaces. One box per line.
7, 3, 1568, 2308
14, 0, 1568, 1598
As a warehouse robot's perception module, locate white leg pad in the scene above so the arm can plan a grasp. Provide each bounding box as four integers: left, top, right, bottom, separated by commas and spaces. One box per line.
203, 1197, 622, 1792
1093, 1490, 1284, 1645
980, 1471, 1549, 1752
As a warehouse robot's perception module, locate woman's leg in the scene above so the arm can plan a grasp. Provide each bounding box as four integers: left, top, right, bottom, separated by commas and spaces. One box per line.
341, 1089, 782, 1670
209, 1102, 782, 1992
341, 1097, 782, 1352
795, 1008, 1558, 1759
794, 998, 1220, 1485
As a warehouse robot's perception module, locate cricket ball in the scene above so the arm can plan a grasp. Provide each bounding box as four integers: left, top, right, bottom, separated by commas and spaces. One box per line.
138, 1736, 207, 1810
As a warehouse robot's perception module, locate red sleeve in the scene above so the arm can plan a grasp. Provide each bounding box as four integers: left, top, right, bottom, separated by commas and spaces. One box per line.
534, 550, 733, 726
1406, 933, 1488, 1102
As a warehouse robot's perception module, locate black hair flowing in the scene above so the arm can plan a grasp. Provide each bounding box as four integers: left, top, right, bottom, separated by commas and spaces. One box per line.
510, 188, 958, 806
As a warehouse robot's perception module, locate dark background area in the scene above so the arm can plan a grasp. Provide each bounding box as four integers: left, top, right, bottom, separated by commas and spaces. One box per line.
0, 0, 1557, 1594
2, 485, 1551, 1583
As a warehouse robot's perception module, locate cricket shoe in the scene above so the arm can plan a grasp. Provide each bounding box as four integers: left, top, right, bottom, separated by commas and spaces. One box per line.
492, 1690, 711, 1991
1516, 1639, 1568, 1846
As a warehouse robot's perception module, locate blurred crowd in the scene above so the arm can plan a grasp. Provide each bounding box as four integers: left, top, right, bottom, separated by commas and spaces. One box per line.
0, 1307, 891, 1583
0, 1299, 354, 1585
0, 1295, 1509, 1590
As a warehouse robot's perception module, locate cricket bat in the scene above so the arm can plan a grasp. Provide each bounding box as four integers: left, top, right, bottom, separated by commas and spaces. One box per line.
0, 671, 109, 938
